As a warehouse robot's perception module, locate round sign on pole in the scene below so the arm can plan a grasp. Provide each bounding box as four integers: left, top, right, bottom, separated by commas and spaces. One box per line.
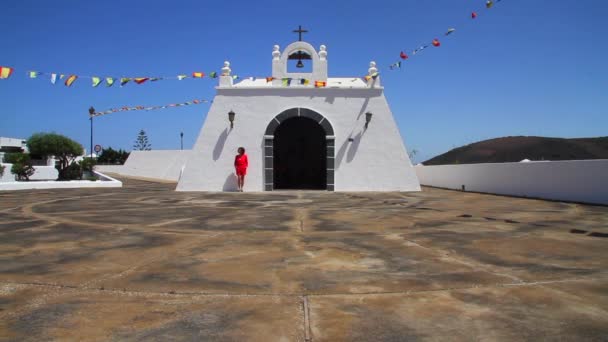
94, 144, 102, 153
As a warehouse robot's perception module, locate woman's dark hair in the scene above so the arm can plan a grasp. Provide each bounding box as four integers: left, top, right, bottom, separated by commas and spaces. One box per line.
238, 147, 245, 153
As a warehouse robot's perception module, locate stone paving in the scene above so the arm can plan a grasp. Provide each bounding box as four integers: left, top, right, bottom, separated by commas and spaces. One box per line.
0, 177, 607, 341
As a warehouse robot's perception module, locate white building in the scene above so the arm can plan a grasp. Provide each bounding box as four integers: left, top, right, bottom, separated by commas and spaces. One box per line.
176, 36, 420, 192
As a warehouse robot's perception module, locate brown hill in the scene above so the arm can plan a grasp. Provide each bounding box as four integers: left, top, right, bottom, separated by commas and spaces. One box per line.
423, 136, 608, 165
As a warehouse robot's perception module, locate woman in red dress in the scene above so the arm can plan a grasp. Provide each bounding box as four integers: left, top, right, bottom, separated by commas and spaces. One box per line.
234, 147, 248, 192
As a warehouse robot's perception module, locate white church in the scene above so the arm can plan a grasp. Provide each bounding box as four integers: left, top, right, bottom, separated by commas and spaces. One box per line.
110, 30, 421, 192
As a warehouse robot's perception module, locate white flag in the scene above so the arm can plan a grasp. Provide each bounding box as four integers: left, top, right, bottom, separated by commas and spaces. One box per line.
51, 73, 57, 84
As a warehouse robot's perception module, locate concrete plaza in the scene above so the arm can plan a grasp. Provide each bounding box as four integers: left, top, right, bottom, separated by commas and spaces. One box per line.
1, 177, 607, 341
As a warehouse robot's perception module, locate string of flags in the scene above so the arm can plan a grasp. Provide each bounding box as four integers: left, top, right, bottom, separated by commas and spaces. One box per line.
387, 0, 504, 71
91, 99, 211, 118
0, 67, 240, 87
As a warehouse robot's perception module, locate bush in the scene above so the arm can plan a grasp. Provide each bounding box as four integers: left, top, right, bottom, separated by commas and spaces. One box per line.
62, 162, 83, 180
10, 153, 35, 181
3, 152, 22, 164
27, 133, 84, 180
79, 157, 97, 173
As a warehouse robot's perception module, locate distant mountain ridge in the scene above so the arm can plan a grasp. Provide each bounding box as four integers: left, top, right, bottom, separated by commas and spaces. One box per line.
423, 136, 608, 165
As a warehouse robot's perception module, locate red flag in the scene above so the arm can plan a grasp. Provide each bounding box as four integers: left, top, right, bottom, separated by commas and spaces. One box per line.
432, 39, 441, 47
400, 51, 409, 60
471, 12, 478, 19
134, 78, 149, 84
266, 77, 274, 82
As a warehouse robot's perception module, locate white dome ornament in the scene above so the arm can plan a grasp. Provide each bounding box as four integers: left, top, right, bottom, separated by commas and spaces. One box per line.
221, 61, 231, 76
272, 45, 281, 60
367, 61, 380, 87
319, 45, 327, 60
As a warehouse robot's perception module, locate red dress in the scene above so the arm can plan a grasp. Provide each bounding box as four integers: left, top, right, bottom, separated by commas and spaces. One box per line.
234, 153, 248, 176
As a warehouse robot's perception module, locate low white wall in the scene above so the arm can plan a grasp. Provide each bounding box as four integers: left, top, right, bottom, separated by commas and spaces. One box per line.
96, 150, 191, 182
0, 171, 122, 191
0, 163, 58, 182
415, 160, 608, 205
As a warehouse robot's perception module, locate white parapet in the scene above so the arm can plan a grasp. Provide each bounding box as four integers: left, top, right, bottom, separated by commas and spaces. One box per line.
415, 160, 608, 205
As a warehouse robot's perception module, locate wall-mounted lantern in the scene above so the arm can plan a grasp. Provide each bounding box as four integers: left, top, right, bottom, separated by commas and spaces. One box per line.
228, 110, 235, 128
365, 112, 373, 129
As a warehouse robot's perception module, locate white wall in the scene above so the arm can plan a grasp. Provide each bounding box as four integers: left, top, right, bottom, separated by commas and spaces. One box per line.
96, 150, 191, 182
0, 171, 122, 191
415, 160, 608, 205
176, 87, 420, 192
0, 163, 58, 182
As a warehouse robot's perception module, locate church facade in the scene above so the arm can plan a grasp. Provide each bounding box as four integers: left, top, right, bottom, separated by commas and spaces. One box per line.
176, 38, 420, 192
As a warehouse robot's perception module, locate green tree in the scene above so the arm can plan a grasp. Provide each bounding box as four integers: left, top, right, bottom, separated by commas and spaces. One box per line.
27, 133, 84, 180
98, 147, 130, 164
9, 153, 35, 181
133, 129, 151, 151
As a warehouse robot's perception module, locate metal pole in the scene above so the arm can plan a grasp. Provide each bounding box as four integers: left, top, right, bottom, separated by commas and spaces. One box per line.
180, 132, 183, 150
90, 116, 93, 158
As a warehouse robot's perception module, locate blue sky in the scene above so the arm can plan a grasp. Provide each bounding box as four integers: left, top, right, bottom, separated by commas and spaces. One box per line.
1, 0, 607, 162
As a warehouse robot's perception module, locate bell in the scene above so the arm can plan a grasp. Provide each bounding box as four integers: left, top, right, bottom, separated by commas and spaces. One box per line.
296, 59, 304, 68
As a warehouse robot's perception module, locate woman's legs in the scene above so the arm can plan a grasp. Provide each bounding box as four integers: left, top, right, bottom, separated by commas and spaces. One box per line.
237, 175, 244, 191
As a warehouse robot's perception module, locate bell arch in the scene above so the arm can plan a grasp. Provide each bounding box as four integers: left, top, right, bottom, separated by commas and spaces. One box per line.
263, 108, 335, 191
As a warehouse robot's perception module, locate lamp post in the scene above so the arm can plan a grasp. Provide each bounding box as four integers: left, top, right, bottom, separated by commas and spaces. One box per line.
88, 106, 95, 157
180, 132, 184, 150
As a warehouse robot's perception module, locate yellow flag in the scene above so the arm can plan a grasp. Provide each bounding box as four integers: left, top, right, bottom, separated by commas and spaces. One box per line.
92, 77, 101, 87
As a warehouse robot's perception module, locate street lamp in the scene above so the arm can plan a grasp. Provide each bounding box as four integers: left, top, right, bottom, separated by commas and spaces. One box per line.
180, 132, 184, 150
88, 106, 95, 157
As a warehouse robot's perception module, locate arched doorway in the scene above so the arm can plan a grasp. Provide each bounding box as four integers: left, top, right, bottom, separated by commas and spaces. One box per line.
264, 108, 335, 191
274, 117, 326, 189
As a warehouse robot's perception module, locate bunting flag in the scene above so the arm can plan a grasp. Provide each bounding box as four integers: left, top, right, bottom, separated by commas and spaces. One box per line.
389, 61, 402, 70
266, 77, 274, 82
282, 78, 292, 86
91, 77, 101, 87
5, 67, 220, 87
91, 98, 212, 118
106, 77, 115, 87
64, 75, 77, 87
120, 78, 131, 86
300, 79, 310, 85
387, 0, 505, 71
0, 66, 14, 79
314, 81, 326, 88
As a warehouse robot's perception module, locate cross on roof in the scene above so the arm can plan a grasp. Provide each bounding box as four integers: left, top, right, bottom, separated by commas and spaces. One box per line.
293, 25, 308, 41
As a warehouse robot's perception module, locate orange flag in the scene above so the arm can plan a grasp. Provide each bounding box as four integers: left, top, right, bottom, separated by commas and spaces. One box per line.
314, 81, 326, 88
65, 75, 78, 87
0, 66, 13, 79
192, 72, 205, 78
